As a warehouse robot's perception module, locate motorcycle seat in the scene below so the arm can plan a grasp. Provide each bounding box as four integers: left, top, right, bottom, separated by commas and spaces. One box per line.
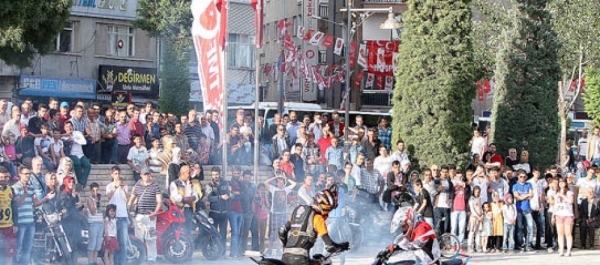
441, 259, 463, 265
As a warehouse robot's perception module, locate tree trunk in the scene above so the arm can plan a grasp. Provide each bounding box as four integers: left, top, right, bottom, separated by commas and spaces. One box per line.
559, 103, 568, 167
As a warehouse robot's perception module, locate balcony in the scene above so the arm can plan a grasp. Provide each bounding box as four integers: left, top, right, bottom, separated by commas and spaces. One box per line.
362, 0, 405, 4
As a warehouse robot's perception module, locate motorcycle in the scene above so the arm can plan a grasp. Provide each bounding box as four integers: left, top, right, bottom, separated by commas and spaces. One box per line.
245, 244, 349, 265
33, 203, 77, 265
156, 193, 195, 262
192, 209, 224, 260
371, 244, 472, 265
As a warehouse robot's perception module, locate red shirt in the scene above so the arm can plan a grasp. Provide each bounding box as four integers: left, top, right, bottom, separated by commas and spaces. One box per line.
129, 120, 145, 142
491, 154, 504, 166
317, 137, 332, 164
59, 114, 71, 133
280, 161, 295, 178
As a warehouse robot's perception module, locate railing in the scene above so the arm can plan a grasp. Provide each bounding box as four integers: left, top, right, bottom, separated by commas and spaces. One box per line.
360, 91, 392, 106
362, 0, 405, 3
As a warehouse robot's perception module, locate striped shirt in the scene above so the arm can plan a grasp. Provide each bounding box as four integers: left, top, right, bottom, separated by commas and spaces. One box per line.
12, 181, 35, 224
70, 116, 88, 134
132, 181, 160, 214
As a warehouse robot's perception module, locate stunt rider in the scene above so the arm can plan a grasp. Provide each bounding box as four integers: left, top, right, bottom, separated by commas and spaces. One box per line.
381, 206, 442, 265
278, 184, 349, 265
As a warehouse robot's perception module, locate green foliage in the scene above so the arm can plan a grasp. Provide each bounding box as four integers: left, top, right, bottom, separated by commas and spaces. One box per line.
0, 0, 72, 67
491, 0, 561, 168
583, 66, 600, 126
471, 0, 510, 79
135, 0, 193, 115
392, 0, 475, 168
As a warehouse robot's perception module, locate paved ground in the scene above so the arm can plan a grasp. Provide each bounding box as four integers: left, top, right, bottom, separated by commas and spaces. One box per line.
155, 244, 599, 265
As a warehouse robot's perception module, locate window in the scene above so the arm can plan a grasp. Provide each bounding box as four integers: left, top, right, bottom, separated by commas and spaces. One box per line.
293, 16, 302, 37
107, 25, 135, 57
273, 23, 279, 41
318, 3, 329, 18
55, 22, 74, 52
318, 50, 327, 64
265, 23, 270, 43
228, 34, 255, 69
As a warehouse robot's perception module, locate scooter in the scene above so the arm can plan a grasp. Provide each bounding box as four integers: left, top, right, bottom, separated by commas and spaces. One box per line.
193, 209, 224, 260
156, 193, 195, 262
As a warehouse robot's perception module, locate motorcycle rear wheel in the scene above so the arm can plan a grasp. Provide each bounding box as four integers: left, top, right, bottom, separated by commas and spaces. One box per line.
201, 235, 224, 260
162, 234, 194, 263
439, 233, 460, 258
127, 237, 148, 265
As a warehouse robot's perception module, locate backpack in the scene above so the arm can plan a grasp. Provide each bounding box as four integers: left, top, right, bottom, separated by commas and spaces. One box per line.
285, 205, 317, 249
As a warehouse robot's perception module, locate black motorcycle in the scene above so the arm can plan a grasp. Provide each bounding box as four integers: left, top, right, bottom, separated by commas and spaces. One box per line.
246, 244, 349, 265
33, 203, 77, 265
193, 210, 224, 260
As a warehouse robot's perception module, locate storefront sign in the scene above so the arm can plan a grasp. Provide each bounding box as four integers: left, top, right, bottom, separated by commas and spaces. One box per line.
111, 91, 131, 110
71, 0, 138, 20
97, 65, 159, 96
20, 75, 96, 99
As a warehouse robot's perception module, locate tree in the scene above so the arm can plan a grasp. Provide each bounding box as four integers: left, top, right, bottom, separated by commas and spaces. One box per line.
0, 0, 72, 67
471, 0, 510, 79
550, 0, 600, 166
135, 0, 193, 115
490, 0, 561, 168
583, 66, 600, 126
392, 0, 475, 167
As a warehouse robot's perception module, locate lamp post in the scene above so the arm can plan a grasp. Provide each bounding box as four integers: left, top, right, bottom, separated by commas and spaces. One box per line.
340, 1, 402, 141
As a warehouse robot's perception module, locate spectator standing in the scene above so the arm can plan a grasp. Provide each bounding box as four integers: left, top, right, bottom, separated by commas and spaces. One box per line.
15, 125, 35, 167
290, 144, 305, 183
47, 109, 60, 132
374, 146, 395, 177
86, 183, 104, 265
86, 108, 102, 164
488, 166, 509, 201
0, 166, 18, 265
528, 167, 547, 249
502, 193, 517, 254
271, 125, 289, 161
100, 108, 118, 164
578, 129, 588, 162
127, 134, 149, 182
240, 170, 259, 252
513, 150, 531, 174
197, 134, 210, 165
489, 192, 504, 252
587, 126, 600, 166
279, 150, 295, 180
391, 140, 410, 164
316, 126, 332, 164
505, 148, 519, 170
0, 99, 9, 133
205, 166, 231, 255
19, 102, 35, 125
328, 111, 345, 138
301, 133, 322, 176
578, 189, 599, 250
512, 170, 535, 252
253, 183, 270, 253
27, 104, 47, 138
12, 166, 42, 265
325, 137, 344, 172
128, 167, 162, 263
433, 165, 454, 234
307, 113, 323, 142
200, 116, 215, 150
361, 128, 381, 160
105, 166, 129, 265
467, 186, 483, 253
184, 110, 202, 151
228, 168, 244, 258
359, 158, 384, 205
470, 130, 486, 156
451, 171, 468, 245
297, 175, 315, 205
227, 124, 245, 165
377, 117, 392, 151
552, 177, 574, 256
58, 102, 71, 133
116, 111, 131, 164
148, 137, 163, 173
174, 122, 190, 153
264, 176, 296, 256
286, 111, 301, 144
128, 108, 145, 144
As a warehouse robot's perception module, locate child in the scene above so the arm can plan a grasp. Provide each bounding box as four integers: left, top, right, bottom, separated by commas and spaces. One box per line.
103, 204, 119, 265
197, 134, 210, 165
50, 128, 65, 169
481, 202, 493, 253
4, 133, 16, 165
490, 192, 504, 252
467, 186, 483, 253
501, 193, 517, 254
148, 137, 163, 173
34, 124, 56, 171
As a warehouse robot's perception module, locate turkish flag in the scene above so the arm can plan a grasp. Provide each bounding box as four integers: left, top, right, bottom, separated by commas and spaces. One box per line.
349, 41, 358, 68
304, 29, 315, 41
376, 75, 384, 89
353, 71, 364, 88
477, 81, 485, 101
333, 38, 344, 55
321, 34, 334, 48
250, 0, 263, 48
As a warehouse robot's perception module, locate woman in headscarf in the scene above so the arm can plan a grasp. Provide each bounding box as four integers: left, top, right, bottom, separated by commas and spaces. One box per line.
56, 156, 76, 185
59, 176, 86, 248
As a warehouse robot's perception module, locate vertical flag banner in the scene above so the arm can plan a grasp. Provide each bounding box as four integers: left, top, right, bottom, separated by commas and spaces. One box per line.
191, 0, 228, 129
251, 0, 264, 48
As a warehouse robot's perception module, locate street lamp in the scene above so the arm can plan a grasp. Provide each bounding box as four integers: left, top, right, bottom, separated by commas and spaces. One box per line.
340, 1, 402, 141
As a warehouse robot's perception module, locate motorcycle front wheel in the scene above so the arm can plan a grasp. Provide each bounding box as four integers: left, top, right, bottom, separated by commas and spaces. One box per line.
127, 237, 148, 265
201, 235, 224, 260
162, 234, 194, 263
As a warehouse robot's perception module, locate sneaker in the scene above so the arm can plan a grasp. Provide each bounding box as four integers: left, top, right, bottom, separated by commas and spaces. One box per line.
548, 248, 554, 253
526, 248, 535, 253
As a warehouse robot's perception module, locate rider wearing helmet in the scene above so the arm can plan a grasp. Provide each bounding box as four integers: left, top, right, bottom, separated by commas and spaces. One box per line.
383, 206, 441, 265
278, 184, 349, 265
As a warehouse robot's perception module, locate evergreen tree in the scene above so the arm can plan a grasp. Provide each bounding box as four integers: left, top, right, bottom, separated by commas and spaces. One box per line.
583, 66, 600, 126
491, 0, 561, 167
0, 0, 72, 67
392, 0, 475, 167
135, 0, 192, 116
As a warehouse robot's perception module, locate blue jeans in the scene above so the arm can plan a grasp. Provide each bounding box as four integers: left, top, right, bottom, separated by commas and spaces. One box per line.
115, 217, 128, 265
450, 210, 467, 244
41, 156, 56, 171
228, 211, 243, 257
591, 157, 600, 167
433, 207, 451, 234
15, 222, 35, 265
240, 213, 260, 251
209, 212, 229, 247
516, 211, 534, 248
503, 223, 515, 250
88, 222, 104, 251
532, 210, 545, 247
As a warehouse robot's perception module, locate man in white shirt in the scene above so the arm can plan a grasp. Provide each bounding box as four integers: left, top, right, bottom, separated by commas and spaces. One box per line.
470, 130, 486, 156
578, 129, 588, 162
391, 140, 410, 164
105, 166, 129, 265
169, 163, 199, 231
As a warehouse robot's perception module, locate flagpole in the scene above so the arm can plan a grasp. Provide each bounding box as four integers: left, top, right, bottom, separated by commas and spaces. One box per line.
253, 2, 262, 183
222, 0, 230, 179
276, 0, 286, 115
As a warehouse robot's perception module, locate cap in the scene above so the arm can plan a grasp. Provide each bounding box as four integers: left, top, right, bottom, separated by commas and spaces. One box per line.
60, 102, 69, 108
140, 167, 152, 175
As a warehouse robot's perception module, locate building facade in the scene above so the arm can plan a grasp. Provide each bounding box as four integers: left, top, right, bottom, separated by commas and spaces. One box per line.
0, 0, 159, 105
261, 0, 407, 111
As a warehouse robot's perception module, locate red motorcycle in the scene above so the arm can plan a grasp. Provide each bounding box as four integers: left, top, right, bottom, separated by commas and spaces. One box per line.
156, 193, 195, 262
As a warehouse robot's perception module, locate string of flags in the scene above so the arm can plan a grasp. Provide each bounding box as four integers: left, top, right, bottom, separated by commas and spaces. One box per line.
264, 20, 401, 91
